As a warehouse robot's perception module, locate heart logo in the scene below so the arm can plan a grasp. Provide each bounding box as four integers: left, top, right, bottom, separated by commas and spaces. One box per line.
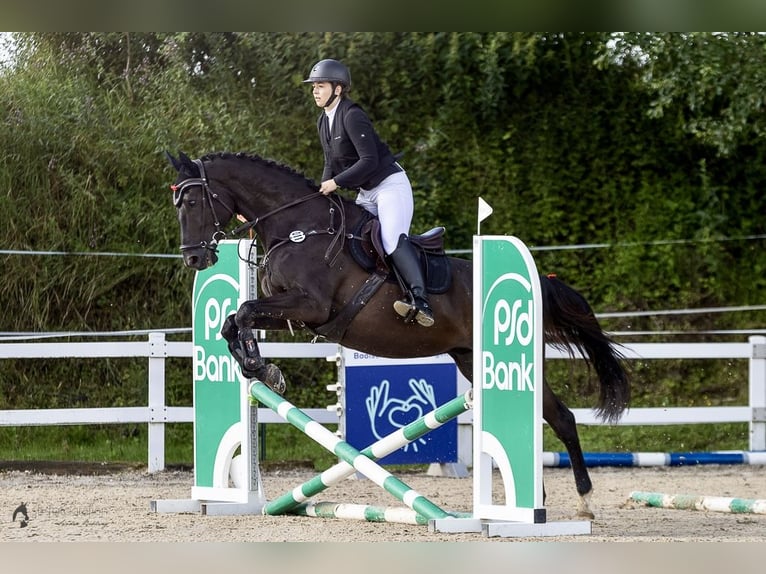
387, 401, 424, 427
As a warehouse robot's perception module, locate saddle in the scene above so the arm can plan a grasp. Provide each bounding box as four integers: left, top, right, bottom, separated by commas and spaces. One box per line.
348, 212, 452, 294
313, 214, 452, 341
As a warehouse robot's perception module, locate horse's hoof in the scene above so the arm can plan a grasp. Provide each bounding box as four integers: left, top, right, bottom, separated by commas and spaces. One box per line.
576, 491, 595, 520
262, 363, 286, 395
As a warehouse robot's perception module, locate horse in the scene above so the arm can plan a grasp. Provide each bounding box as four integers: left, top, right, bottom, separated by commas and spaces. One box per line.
166, 150, 630, 519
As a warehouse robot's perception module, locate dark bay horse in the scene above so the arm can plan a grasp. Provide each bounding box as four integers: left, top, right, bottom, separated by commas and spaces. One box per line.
167, 150, 630, 519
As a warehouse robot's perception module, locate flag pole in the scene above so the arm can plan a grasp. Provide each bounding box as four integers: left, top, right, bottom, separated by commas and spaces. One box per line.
477, 197, 493, 235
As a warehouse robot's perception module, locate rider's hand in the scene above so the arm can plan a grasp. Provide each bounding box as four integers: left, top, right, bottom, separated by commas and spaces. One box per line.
319, 179, 338, 195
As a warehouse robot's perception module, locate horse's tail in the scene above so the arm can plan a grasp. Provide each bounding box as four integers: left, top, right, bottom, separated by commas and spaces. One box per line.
539, 274, 631, 423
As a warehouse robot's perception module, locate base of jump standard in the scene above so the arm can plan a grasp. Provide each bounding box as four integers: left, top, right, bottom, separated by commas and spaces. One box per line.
429, 516, 591, 537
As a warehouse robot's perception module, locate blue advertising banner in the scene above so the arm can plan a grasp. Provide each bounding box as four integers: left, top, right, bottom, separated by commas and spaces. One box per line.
342, 350, 458, 465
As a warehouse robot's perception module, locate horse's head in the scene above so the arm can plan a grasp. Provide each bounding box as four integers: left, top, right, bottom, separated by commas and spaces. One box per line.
166, 151, 236, 270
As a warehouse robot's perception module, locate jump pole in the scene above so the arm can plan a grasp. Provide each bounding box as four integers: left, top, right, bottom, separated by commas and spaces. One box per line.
248, 380, 454, 522
630, 491, 766, 514
546, 451, 766, 467
291, 501, 473, 525
262, 388, 473, 516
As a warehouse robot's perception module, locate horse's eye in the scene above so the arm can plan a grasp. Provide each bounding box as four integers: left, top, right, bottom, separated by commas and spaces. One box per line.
187, 199, 197, 207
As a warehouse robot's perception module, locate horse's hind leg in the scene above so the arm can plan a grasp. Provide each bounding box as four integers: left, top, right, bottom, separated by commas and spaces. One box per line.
542, 380, 595, 519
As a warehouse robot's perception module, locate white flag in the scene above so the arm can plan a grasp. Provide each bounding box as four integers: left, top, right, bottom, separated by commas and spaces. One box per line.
478, 197, 494, 222
477, 197, 493, 235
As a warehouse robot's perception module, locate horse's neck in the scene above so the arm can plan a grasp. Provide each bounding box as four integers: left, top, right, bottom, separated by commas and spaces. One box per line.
233, 172, 308, 221
222, 157, 367, 238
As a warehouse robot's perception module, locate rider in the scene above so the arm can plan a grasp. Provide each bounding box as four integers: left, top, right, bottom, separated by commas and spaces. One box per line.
303, 58, 434, 328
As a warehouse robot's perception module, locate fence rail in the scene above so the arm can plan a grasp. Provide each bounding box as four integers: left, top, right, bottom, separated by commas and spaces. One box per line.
549, 339, 766, 432
0, 333, 339, 472
1, 333, 764, 471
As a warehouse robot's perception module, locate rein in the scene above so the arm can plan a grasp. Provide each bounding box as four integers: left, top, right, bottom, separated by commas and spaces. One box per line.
242, 192, 348, 269
231, 191, 325, 236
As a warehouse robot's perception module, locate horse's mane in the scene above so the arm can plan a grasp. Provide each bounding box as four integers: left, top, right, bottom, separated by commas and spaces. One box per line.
198, 151, 363, 217
200, 151, 317, 189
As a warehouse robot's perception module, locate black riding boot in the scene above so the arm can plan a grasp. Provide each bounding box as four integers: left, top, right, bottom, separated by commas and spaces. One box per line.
388, 234, 434, 327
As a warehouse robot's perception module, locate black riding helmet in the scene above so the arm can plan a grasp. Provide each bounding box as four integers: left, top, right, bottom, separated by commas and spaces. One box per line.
303, 59, 351, 87
303, 59, 351, 108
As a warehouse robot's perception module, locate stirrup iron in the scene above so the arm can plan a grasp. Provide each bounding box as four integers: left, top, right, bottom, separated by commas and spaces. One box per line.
393, 296, 434, 328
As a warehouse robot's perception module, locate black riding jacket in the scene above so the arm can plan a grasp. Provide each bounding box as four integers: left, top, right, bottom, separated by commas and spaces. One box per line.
317, 98, 401, 190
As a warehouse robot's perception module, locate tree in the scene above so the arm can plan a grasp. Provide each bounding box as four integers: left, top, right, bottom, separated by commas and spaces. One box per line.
598, 32, 766, 156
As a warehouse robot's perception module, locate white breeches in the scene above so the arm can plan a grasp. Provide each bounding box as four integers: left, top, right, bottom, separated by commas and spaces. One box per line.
355, 169, 413, 254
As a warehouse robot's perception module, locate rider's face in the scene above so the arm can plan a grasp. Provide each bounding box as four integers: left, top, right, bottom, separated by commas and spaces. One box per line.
311, 82, 340, 109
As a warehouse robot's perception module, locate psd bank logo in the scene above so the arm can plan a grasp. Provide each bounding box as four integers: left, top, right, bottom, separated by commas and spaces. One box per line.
193, 271, 241, 384
481, 272, 535, 393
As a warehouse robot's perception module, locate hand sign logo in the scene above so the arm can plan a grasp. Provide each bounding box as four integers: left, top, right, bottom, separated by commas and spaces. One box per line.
364, 378, 437, 452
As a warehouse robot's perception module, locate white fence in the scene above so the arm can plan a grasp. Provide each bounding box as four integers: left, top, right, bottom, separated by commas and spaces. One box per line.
548, 336, 766, 450
1, 333, 764, 472
0, 332, 338, 472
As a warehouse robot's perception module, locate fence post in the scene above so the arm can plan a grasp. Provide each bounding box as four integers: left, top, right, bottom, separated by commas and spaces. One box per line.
749, 335, 766, 451
147, 332, 167, 473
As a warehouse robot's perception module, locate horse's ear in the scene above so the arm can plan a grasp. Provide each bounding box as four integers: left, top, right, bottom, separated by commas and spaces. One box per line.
179, 151, 193, 166
165, 151, 181, 171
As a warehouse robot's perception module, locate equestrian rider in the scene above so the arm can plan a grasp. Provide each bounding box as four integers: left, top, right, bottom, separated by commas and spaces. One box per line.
304, 58, 434, 327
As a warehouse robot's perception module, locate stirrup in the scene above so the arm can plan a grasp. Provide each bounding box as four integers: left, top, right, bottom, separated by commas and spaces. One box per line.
393, 298, 434, 327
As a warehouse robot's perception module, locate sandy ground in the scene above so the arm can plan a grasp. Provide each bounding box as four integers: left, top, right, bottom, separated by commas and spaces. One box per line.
1, 463, 766, 542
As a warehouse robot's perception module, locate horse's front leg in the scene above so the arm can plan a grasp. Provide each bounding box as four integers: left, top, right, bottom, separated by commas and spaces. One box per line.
542, 380, 595, 520
220, 314, 286, 394
235, 288, 331, 328
222, 289, 332, 394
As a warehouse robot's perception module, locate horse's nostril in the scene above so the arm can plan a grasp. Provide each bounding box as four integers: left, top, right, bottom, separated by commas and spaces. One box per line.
182, 249, 211, 270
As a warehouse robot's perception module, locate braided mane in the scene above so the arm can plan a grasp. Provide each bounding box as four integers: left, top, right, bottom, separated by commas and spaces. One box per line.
200, 151, 317, 188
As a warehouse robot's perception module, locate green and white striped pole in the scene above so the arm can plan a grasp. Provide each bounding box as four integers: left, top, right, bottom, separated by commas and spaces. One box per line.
292, 501, 473, 525
249, 380, 454, 521
264, 389, 472, 516
630, 491, 766, 514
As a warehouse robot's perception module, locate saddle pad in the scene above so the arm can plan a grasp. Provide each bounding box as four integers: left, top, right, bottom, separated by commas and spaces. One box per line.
348, 214, 452, 294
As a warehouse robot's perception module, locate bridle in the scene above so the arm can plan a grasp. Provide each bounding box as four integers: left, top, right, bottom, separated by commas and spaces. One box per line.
172, 158, 235, 256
